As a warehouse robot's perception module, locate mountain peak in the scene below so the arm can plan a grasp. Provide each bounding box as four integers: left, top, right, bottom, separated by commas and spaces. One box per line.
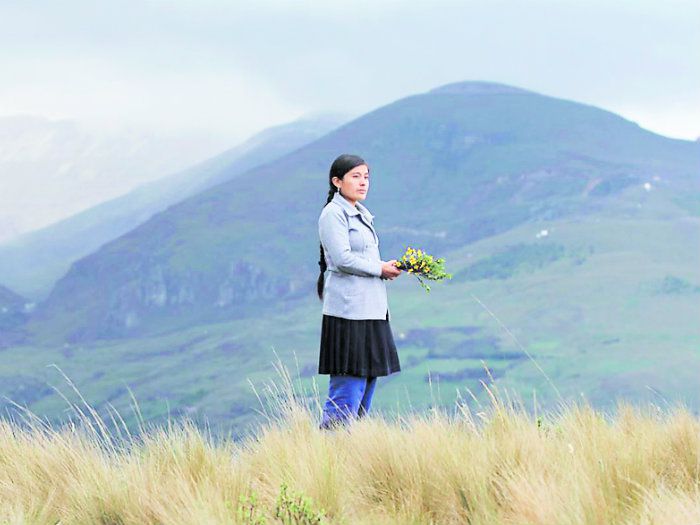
428, 81, 533, 96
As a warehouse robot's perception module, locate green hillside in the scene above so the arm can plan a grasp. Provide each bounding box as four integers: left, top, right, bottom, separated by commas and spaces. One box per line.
2, 204, 698, 437
1, 81, 698, 436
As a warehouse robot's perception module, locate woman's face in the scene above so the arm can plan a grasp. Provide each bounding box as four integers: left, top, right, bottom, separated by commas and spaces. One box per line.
334, 164, 369, 204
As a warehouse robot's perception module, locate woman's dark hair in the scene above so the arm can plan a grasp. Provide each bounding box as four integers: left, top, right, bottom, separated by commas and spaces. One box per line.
317, 153, 368, 300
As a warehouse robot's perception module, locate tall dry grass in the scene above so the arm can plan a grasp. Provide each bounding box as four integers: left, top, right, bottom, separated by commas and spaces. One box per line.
1, 360, 700, 525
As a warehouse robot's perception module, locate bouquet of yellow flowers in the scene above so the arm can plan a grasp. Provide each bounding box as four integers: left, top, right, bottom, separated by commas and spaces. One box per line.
394, 246, 452, 292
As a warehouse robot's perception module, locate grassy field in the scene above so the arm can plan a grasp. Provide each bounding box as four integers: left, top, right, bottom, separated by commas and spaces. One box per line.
2, 362, 700, 524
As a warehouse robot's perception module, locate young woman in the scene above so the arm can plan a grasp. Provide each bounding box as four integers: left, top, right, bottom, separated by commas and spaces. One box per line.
316, 153, 403, 430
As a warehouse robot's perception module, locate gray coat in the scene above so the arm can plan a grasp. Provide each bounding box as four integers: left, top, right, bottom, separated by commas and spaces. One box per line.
318, 191, 391, 320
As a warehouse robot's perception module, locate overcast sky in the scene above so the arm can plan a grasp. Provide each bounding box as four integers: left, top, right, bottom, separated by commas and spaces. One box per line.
1, 0, 699, 144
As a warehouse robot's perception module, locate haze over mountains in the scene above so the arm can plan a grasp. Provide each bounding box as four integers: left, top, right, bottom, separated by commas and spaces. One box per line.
1, 80, 698, 435
0, 114, 348, 300
0, 115, 234, 243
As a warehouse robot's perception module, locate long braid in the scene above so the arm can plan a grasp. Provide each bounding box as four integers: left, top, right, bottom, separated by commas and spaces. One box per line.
317, 185, 337, 300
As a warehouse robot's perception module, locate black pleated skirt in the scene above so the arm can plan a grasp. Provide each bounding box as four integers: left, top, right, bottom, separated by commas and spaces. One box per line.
318, 310, 401, 377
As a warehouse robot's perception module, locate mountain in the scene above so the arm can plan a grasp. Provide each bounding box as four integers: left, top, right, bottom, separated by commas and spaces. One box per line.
0, 284, 28, 316
0, 114, 348, 300
0, 284, 30, 347
26, 81, 699, 344
2, 80, 699, 436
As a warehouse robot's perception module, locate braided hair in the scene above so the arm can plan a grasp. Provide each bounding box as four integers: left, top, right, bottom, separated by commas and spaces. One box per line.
317, 153, 368, 300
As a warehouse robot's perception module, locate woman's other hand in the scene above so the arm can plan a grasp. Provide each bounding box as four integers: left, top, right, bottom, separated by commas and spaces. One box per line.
381, 260, 402, 280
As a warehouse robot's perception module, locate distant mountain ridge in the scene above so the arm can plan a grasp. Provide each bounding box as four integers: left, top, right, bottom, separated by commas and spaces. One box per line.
0, 115, 227, 243
24, 81, 700, 343
0, 114, 348, 300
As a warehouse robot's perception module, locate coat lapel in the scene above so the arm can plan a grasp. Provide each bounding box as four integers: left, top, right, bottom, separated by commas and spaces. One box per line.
332, 192, 379, 245
355, 204, 378, 245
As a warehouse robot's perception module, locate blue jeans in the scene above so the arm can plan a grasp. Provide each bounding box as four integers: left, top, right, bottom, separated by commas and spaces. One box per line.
319, 375, 377, 430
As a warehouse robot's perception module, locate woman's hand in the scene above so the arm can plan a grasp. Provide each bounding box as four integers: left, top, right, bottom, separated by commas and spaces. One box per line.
381, 260, 402, 280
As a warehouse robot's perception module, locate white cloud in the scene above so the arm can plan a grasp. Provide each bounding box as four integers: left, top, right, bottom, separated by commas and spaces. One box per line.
612, 104, 700, 141
0, 0, 698, 141
0, 55, 303, 141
